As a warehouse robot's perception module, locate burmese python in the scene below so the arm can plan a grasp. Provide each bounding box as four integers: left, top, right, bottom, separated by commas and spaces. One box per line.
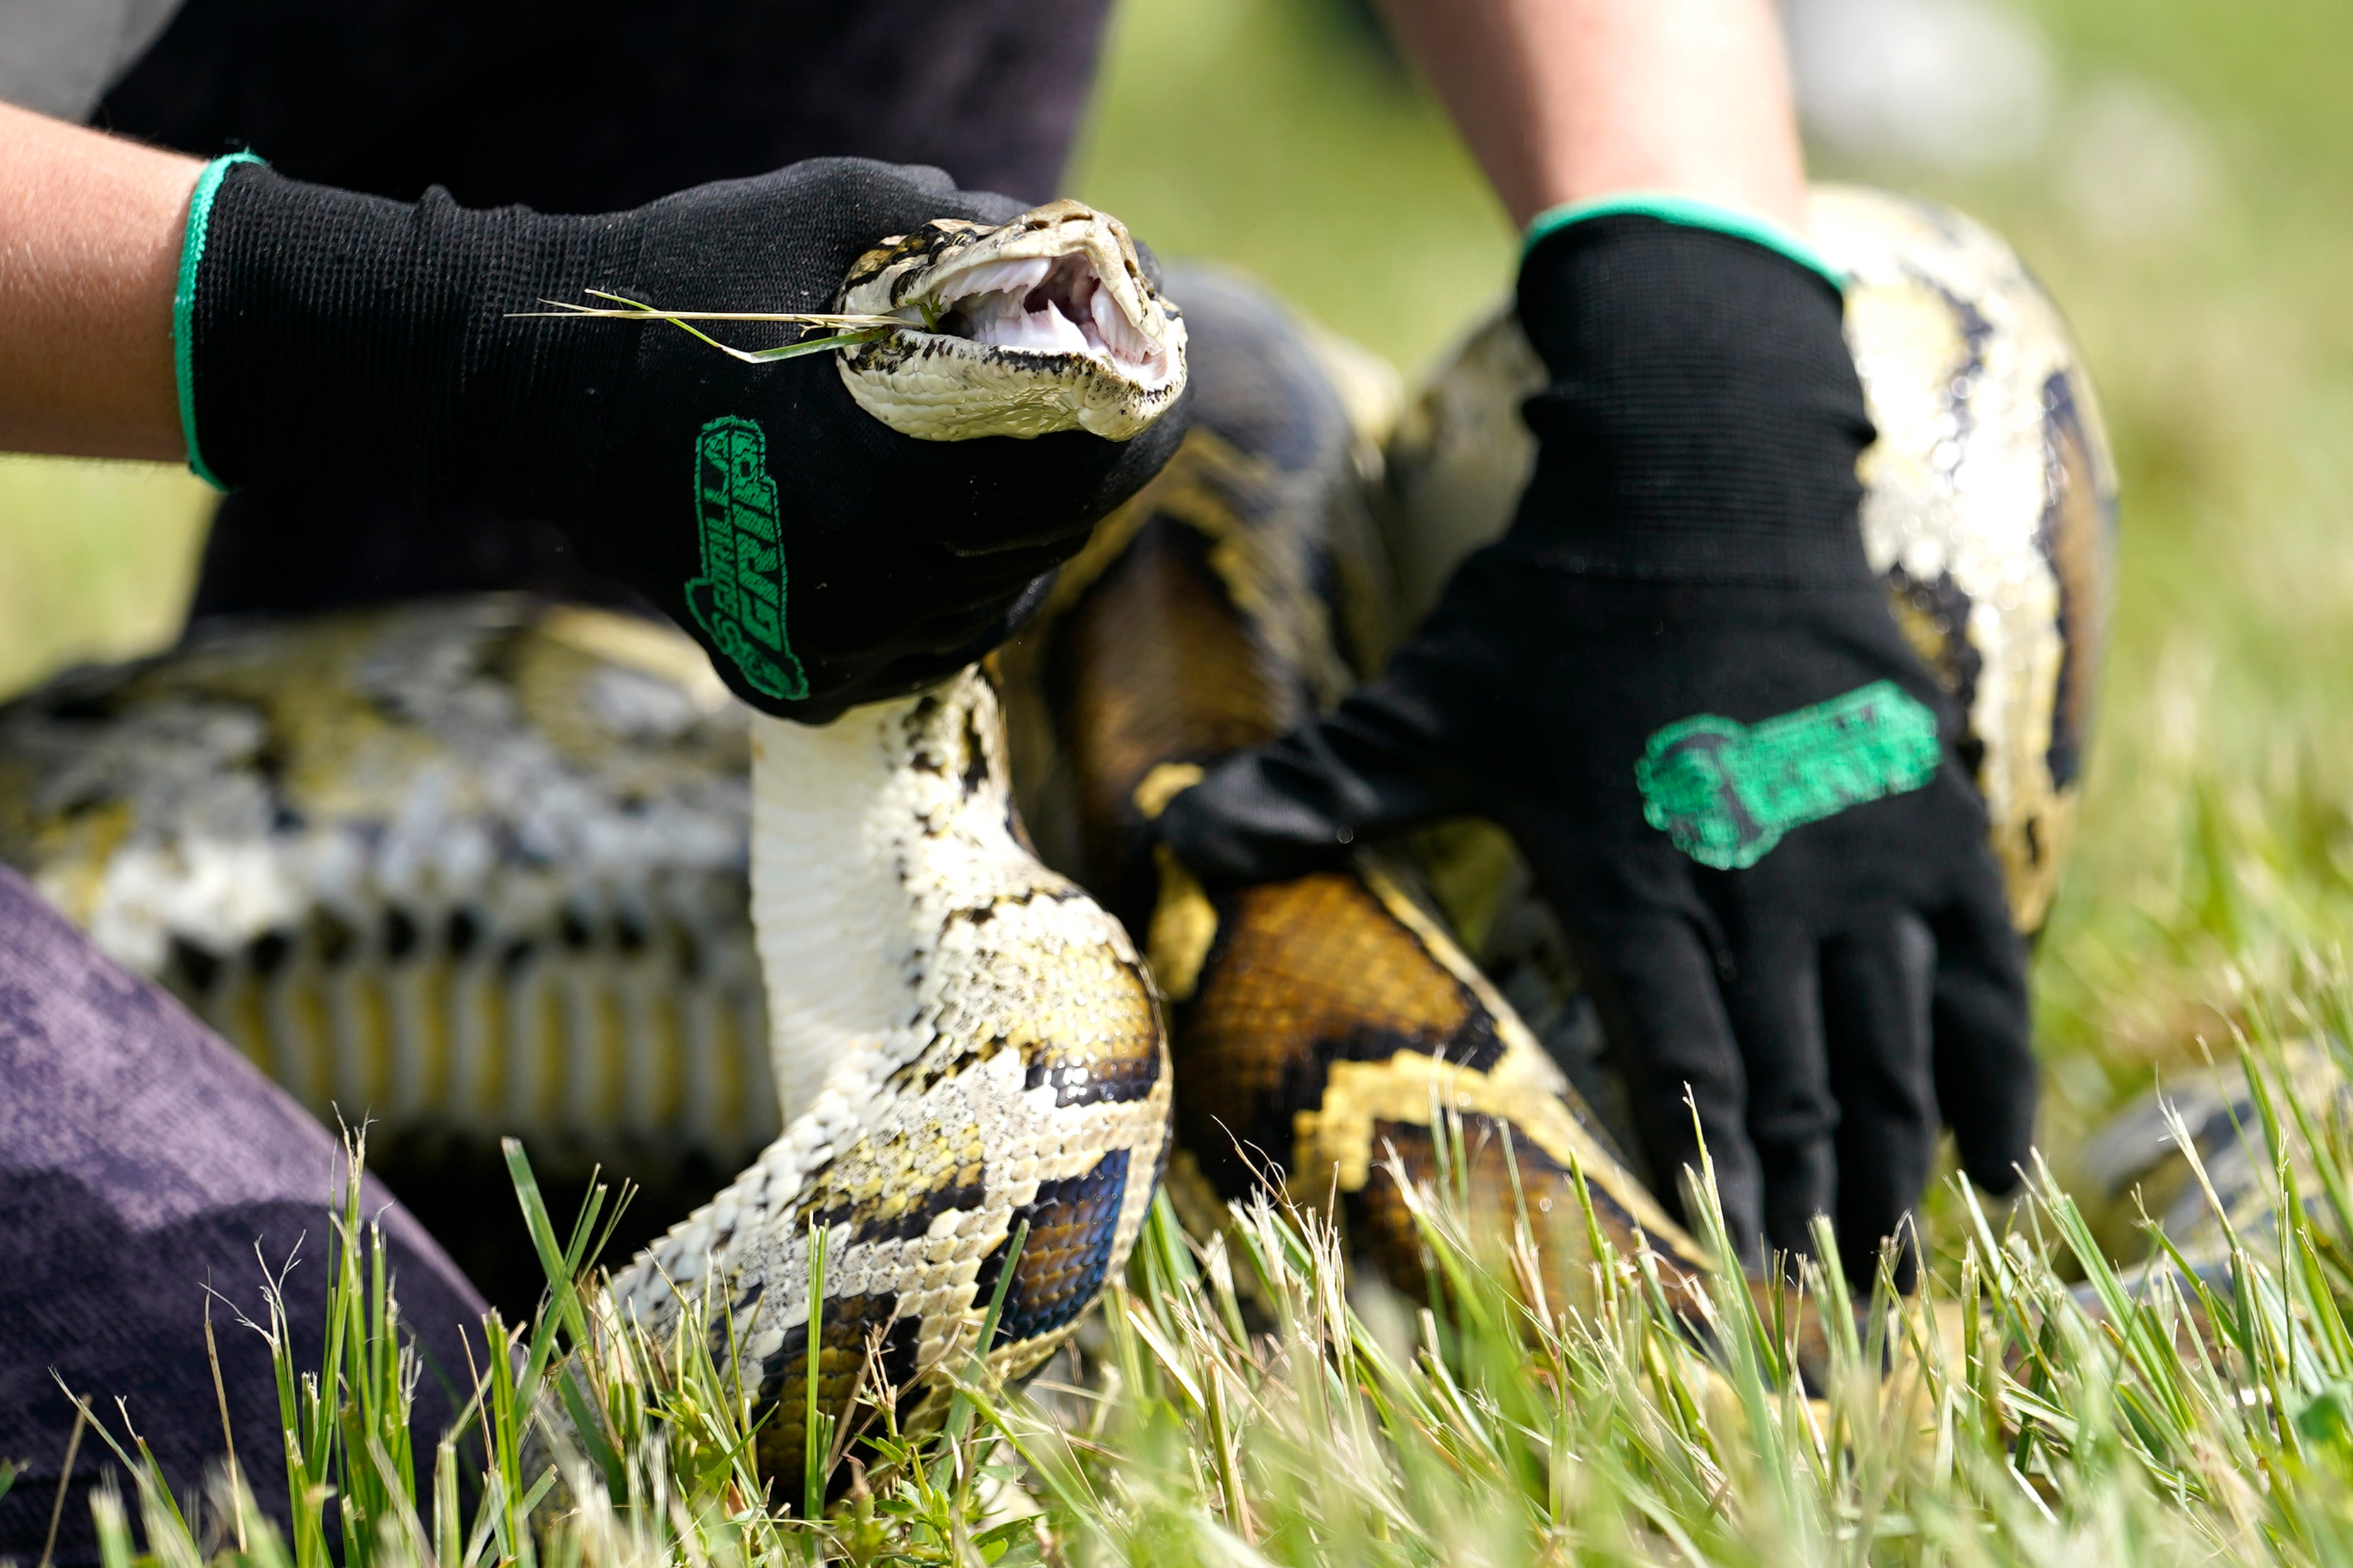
0, 188, 2114, 1489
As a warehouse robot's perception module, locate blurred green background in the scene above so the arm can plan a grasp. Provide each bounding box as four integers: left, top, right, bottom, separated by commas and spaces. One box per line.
5, 0, 2350, 1151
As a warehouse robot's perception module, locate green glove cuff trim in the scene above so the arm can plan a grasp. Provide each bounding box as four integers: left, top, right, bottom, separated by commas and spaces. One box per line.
1636, 680, 1938, 869
173, 151, 266, 492
1523, 192, 1846, 291
684, 416, 809, 702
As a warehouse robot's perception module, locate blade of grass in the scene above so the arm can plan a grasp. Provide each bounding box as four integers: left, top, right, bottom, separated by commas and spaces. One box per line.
509, 292, 899, 363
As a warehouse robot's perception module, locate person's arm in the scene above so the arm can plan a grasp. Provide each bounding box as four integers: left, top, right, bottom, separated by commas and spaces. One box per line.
1374, 0, 1807, 229
0, 102, 198, 460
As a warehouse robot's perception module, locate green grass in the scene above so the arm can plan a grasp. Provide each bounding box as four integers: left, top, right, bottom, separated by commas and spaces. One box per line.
60, 1021, 2353, 1568
0, 454, 209, 696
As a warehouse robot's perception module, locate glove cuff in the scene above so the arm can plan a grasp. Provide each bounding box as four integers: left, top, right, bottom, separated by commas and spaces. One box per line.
182, 161, 639, 505
1522, 192, 1846, 290
1512, 209, 1878, 588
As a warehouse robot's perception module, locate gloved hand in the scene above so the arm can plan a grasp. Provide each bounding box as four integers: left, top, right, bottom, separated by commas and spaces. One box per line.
1160, 207, 2033, 1284
177, 156, 1187, 721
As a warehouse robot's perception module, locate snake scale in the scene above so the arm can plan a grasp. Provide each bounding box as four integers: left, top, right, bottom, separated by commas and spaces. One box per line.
0, 187, 2115, 1490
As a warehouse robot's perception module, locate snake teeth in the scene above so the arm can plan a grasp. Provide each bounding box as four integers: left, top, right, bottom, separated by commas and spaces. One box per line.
834, 199, 1189, 443
931, 252, 1175, 389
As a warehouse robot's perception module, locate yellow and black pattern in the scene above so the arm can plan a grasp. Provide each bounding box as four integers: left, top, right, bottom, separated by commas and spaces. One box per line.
1170, 858, 1704, 1315
1164, 870, 1507, 1192
745, 1291, 920, 1494
834, 198, 1186, 442
610, 673, 1171, 1492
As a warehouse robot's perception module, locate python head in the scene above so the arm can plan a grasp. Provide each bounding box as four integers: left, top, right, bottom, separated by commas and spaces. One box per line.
835, 199, 1188, 442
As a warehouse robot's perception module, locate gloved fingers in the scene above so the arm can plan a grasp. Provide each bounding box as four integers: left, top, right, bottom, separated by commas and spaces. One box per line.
764, 566, 1033, 679
1713, 919, 1834, 1262
868, 385, 1194, 556
943, 524, 1099, 562
883, 541, 1071, 612
809, 579, 1061, 707
891, 571, 1062, 675
1929, 860, 2037, 1197
924, 429, 1169, 552
1573, 910, 1764, 1260
946, 185, 1031, 227
780, 156, 1024, 238
784, 373, 1186, 551
1819, 911, 1937, 1291
886, 162, 961, 200
1160, 731, 1446, 884
1159, 666, 1472, 884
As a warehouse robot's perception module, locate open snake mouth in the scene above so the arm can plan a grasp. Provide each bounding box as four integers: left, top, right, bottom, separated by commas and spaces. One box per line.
928, 251, 1175, 388
836, 199, 1188, 441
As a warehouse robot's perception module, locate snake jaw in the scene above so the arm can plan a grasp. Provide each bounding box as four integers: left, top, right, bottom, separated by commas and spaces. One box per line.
835, 199, 1189, 442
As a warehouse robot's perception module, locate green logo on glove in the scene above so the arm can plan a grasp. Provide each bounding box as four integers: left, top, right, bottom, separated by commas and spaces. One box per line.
1635, 681, 1940, 870
684, 416, 808, 702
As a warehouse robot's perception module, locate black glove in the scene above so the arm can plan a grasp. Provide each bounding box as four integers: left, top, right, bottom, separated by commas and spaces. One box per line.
179, 156, 1188, 721
1161, 211, 2033, 1284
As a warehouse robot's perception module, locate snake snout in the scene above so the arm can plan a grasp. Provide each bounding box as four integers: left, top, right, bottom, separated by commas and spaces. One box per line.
836, 200, 1190, 442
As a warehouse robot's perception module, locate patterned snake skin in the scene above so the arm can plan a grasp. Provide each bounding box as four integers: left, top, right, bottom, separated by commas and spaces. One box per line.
0, 602, 777, 1298
0, 187, 2113, 1487
611, 678, 1169, 1492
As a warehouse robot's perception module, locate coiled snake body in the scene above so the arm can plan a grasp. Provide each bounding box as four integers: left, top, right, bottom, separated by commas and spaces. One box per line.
0, 188, 2115, 1486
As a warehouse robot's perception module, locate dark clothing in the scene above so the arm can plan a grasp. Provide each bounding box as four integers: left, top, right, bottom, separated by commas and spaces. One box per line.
0, 866, 491, 1564
99, 0, 1106, 213
94, 0, 1114, 620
